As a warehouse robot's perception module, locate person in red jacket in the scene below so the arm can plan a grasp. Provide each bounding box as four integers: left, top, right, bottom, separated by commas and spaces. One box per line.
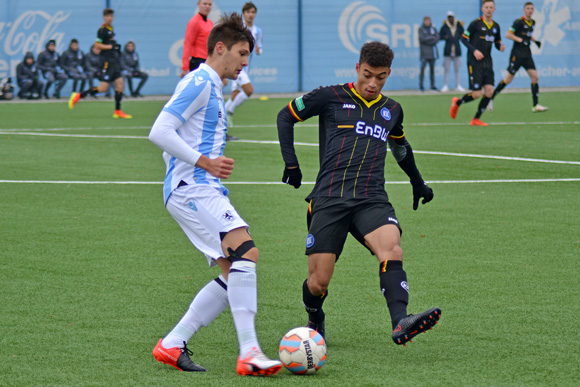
181, 0, 214, 77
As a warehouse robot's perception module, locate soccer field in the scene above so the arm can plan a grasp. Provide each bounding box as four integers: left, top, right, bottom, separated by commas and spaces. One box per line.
1, 91, 579, 386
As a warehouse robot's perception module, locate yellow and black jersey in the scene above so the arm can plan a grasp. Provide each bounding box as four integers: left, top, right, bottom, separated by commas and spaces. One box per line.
461, 17, 502, 68
96, 24, 118, 60
278, 83, 405, 200
510, 17, 535, 58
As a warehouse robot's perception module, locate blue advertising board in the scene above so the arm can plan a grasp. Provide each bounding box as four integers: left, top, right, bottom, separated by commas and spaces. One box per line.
0, 0, 578, 95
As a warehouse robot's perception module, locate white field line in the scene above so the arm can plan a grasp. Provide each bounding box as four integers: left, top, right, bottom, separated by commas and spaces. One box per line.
1, 130, 579, 166
0, 178, 579, 185
0, 120, 579, 132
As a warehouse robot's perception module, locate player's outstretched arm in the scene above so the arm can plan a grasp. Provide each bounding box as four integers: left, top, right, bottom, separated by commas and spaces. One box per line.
277, 105, 302, 188
388, 137, 433, 210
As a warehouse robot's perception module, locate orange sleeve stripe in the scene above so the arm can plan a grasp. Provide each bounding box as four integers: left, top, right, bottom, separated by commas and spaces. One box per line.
288, 102, 303, 121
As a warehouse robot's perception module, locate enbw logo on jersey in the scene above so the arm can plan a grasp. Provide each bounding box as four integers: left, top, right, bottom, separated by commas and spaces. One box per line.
380, 107, 391, 121
355, 121, 389, 142
306, 234, 315, 248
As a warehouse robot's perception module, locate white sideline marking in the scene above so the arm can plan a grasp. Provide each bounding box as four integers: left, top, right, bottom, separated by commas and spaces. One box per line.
0, 178, 578, 185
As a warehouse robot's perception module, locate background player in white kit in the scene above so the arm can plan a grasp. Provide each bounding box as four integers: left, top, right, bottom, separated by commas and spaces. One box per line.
224, 2, 262, 136
148, 13, 282, 376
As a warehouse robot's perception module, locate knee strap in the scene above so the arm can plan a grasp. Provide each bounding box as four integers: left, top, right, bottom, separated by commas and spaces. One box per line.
226, 240, 256, 262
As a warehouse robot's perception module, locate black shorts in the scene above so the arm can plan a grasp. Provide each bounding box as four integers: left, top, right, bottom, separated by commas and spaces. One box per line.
507, 55, 536, 75
100, 59, 122, 82
468, 63, 494, 90
189, 57, 206, 71
305, 196, 401, 259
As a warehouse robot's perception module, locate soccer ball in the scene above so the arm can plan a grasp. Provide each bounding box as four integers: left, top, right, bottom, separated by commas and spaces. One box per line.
279, 327, 327, 375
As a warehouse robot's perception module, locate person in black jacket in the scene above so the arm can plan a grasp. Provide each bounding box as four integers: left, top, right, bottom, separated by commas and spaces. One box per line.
439, 11, 465, 92
36, 39, 68, 98
16, 52, 43, 99
418, 16, 439, 91
60, 38, 87, 93
121, 41, 148, 97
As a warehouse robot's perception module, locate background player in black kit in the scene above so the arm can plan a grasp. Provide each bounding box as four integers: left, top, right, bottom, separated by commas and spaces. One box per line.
449, 0, 505, 126
68, 8, 132, 118
488, 2, 548, 113
277, 41, 440, 346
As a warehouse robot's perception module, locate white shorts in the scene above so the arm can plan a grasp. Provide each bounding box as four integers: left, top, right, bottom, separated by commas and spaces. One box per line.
166, 185, 249, 266
230, 69, 251, 91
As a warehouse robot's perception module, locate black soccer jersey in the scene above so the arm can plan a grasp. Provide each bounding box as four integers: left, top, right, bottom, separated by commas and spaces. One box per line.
462, 17, 502, 68
96, 24, 118, 60
279, 83, 405, 200
509, 17, 535, 58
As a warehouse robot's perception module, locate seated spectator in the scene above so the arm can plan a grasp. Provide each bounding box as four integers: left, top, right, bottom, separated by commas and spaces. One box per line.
84, 44, 111, 98
121, 41, 148, 97
16, 52, 43, 99
36, 39, 68, 99
60, 38, 87, 93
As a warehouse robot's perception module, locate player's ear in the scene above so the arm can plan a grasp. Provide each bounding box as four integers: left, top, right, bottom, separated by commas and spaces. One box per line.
388, 68, 391, 76
215, 41, 225, 55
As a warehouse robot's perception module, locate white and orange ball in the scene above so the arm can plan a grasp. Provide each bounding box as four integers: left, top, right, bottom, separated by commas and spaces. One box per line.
279, 327, 327, 375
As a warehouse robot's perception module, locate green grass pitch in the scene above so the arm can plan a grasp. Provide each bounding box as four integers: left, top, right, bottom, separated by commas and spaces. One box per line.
0, 90, 579, 386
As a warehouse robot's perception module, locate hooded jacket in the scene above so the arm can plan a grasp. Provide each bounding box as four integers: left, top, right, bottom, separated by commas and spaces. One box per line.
120, 42, 141, 73
60, 43, 85, 74
16, 52, 39, 84
419, 23, 439, 60
36, 40, 63, 74
439, 18, 465, 57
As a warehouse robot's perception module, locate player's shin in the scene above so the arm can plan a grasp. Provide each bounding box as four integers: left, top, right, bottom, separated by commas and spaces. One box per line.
302, 278, 327, 324
379, 260, 409, 330
475, 97, 491, 118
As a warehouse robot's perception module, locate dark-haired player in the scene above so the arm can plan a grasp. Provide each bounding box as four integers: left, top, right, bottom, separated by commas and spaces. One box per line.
449, 0, 505, 126
488, 2, 548, 113
68, 8, 132, 118
148, 13, 281, 376
277, 41, 441, 346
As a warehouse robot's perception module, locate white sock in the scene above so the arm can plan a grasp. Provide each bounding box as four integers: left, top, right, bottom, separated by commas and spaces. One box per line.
228, 91, 249, 114
162, 275, 229, 349
228, 260, 260, 356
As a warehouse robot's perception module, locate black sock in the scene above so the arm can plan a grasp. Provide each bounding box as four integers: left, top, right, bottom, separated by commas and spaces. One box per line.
115, 91, 122, 110
492, 80, 507, 99
531, 83, 539, 106
302, 279, 327, 324
379, 260, 409, 330
457, 93, 474, 106
475, 97, 491, 119
80, 87, 99, 98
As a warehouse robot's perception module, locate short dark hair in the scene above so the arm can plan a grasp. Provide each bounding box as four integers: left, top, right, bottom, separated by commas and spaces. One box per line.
482, 0, 495, 4
359, 41, 394, 69
524, 2, 534, 7
103, 8, 114, 16
70, 38, 78, 44
242, 2, 257, 13
207, 13, 254, 56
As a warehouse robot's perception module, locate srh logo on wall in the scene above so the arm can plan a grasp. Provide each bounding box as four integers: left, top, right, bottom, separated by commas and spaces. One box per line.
532, 0, 571, 54
338, 1, 418, 54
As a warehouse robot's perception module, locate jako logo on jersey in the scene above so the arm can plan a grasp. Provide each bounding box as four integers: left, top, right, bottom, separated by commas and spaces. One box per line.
381, 108, 391, 121
388, 216, 398, 224
343, 103, 356, 109
306, 234, 315, 248
400, 281, 409, 292
355, 121, 389, 142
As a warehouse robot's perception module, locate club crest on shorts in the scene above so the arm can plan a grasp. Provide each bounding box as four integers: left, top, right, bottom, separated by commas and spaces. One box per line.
223, 210, 235, 222
380, 108, 391, 121
400, 281, 409, 292
306, 234, 315, 248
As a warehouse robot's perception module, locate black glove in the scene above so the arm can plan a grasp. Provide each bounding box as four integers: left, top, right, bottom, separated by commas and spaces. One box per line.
282, 166, 302, 189
534, 40, 541, 48
412, 181, 434, 210
521, 37, 531, 46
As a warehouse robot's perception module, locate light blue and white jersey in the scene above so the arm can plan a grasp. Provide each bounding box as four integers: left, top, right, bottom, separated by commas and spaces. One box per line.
161, 63, 228, 203
246, 23, 262, 70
